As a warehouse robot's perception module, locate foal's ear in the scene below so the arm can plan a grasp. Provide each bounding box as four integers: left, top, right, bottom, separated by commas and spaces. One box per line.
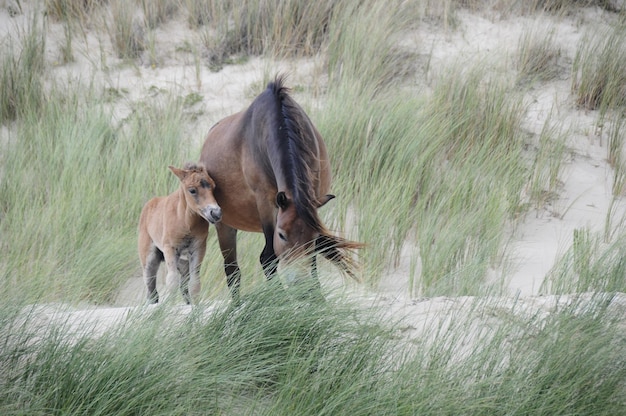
317, 194, 336, 208
168, 165, 187, 181
276, 191, 289, 209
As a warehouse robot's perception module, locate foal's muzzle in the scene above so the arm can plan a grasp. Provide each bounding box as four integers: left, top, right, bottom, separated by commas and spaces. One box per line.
202, 205, 222, 224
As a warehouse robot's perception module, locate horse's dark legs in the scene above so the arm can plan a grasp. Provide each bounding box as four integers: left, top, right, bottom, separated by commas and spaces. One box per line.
260, 223, 278, 280
216, 223, 241, 301
305, 255, 324, 301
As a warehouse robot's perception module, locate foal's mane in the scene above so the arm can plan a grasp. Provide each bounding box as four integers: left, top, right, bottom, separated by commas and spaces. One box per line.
182, 162, 206, 173
268, 75, 322, 233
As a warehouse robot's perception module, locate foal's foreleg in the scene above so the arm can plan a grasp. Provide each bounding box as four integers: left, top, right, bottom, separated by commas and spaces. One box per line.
163, 246, 181, 302
185, 242, 205, 305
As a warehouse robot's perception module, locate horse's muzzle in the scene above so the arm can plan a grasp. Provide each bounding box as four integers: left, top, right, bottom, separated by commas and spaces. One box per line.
203, 205, 222, 224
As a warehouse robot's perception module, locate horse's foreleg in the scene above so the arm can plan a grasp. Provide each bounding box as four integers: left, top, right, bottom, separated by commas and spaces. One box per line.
260, 223, 278, 280
216, 223, 240, 301
308, 255, 324, 301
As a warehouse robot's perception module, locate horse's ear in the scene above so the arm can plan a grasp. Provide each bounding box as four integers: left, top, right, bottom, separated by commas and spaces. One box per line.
317, 194, 335, 208
168, 165, 187, 181
276, 191, 289, 209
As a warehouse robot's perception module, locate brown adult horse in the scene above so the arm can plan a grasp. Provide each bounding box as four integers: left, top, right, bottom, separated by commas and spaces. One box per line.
200, 75, 361, 299
138, 163, 222, 304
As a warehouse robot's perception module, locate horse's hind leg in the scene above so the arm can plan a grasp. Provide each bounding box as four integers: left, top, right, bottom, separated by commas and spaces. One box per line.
215, 223, 240, 301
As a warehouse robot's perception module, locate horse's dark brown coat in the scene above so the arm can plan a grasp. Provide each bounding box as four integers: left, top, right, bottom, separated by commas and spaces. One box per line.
200, 76, 361, 299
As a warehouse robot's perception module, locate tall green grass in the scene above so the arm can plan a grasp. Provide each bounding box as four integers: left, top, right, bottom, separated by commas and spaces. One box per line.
188, 0, 338, 67
0, 86, 187, 304
572, 24, 626, 115
0, 10, 45, 123
516, 26, 562, 84
1, 286, 624, 414
542, 227, 626, 294
318, 65, 533, 296
109, 0, 145, 59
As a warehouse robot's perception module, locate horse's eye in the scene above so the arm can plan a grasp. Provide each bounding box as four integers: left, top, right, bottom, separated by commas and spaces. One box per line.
188, 188, 197, 195
278, 232, 287, 242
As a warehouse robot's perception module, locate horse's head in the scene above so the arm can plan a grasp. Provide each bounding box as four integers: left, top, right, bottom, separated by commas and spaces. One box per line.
169, 163, 222, 224
273, 191, 335, 261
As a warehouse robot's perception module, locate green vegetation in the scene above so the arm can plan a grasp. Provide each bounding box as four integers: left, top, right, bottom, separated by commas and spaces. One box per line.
0, 10, 45, 122
1, 287, 624, 415
0, 83, 187, 303
572, 24, 626, 115
516, 26, 562, 84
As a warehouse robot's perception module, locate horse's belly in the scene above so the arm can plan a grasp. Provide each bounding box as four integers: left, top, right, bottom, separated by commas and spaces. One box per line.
221, 204, 264, 233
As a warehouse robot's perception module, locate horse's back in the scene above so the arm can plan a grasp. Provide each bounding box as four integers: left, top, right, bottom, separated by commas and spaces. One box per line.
199, 79, 332, 233
200, 111, 265, 232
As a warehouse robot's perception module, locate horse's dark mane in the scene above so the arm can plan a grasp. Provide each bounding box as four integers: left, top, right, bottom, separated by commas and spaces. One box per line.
267, 75, 323, 232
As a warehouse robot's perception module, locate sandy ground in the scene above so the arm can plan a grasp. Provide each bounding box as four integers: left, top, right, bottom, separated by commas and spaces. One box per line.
2, 3, 625, 333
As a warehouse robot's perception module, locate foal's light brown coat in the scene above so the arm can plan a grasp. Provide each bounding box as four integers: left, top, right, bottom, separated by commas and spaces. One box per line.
138, 163, 221, 304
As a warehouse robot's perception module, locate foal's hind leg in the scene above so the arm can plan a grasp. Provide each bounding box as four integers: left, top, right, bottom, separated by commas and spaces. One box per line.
142, 246, 163, 304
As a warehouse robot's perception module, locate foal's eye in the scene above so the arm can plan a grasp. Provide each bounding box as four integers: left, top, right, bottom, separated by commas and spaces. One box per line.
188, 188, 197, 195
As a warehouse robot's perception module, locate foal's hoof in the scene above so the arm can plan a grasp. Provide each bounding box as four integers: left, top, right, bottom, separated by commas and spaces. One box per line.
147, 293, 159, 304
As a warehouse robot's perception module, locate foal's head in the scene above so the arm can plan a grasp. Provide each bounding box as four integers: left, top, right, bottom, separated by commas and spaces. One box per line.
273, 191, 335, 261
169, 163, 222, 224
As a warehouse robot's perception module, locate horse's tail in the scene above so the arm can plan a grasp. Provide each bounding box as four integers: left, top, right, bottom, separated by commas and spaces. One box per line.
316, 232, 365, 282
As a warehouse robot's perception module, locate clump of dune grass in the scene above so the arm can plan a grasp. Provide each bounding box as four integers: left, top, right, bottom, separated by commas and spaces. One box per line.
108, 0, 145, 59
0, 10, 46, 123
530, 0, 622, 12
516, 26, 562, 84
572, 24, 626, 114
45, 0, 104, 22
542, 227, 626, 293
324, 0, 418, 97
195, 0, 340, 69
0, 85, 188, 304
183, 0, 216, 27
527, 115, 567, 210
139, 0, 179, 29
